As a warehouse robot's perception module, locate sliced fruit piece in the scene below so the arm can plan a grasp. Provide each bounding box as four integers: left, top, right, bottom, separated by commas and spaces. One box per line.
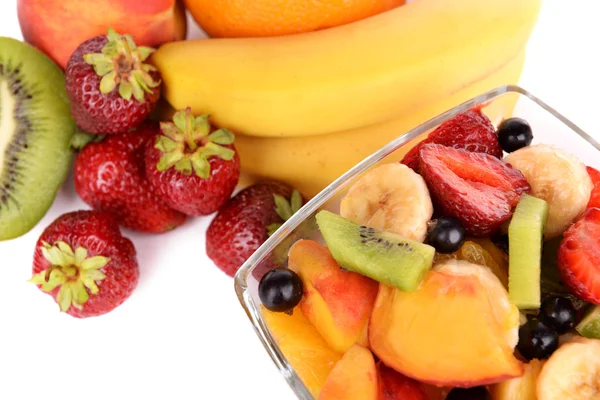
508, 195, 549, 309
436, 240, 509, 289
489, 359, 545, 400
401, 108, 502, 171
536, 337, 600, 399
369, 260, 523, 387
471, 237, 509, 269
586, 166, 600, 209
576, 306, 600, 339
340, 163, 433, 242
419, 144, 530, 236
319, 344, 378, 400
0, 37, 76, 240
288, 240, 379, 353
504, 144, 592, 239
378, 362, 428, 400
261, 305, 342, 398
557, 208, 600, 305
316, 210, 435, 292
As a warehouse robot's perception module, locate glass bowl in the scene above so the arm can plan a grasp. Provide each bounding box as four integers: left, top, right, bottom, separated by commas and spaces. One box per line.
233, 85, 600, 399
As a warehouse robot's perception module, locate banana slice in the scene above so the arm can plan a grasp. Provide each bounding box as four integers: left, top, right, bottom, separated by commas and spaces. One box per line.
340, 163, 433, 242
537, 337, 600, 399
490, 358, 545, 400
504, 144, 592, 239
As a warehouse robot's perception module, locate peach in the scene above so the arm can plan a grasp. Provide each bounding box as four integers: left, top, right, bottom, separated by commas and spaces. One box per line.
17, 0, 187, 69
288, 240, 379, 353
370, 260, 523, 387
319, 344, 378, 400
378, 362, 428, 400
262, 306, 341, 398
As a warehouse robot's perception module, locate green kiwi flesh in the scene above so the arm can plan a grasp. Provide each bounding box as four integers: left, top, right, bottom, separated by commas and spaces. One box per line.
576, 305, 600, 339
316, 210, 435, 292
508, 194, 549, 310
0, 37, 75, 241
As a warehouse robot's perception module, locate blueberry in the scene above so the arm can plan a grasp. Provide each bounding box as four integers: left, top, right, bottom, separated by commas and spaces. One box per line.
259, 268, 303, 313
446, 386, 491, 400
517, 319, 559, 360
497, 118, 533, 153
426, 217, 466, 254
540, 295, 577, 334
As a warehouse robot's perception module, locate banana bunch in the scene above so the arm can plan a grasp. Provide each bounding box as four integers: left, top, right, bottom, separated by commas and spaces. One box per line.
153, 0, 542, 196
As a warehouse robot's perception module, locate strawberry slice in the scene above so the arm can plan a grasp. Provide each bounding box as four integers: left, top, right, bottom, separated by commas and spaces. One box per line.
419, 144, 531, 236
401, 108, 503, 171
587, 166, 600, 209
558, 208, 600, 305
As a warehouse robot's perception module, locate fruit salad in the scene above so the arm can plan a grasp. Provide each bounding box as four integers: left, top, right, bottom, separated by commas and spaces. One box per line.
255, 108, 600, 399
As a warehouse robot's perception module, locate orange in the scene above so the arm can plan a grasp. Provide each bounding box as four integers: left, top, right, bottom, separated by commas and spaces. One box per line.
184, 0, 406, 38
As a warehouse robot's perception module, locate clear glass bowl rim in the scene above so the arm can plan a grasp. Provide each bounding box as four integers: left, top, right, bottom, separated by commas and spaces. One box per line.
233, 84, 600, 399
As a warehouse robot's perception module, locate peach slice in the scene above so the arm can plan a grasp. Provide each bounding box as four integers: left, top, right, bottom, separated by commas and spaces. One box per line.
370, 260, 523, 387
288, 240, 379, 353
262, 306, 341, 398
319, 344, 378, 400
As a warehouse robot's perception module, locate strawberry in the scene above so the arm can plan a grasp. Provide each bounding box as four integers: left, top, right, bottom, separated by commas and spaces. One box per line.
558, 208, 600, 305
65, 28, 160, 134
29, 210, 139, 318
401, 108, 503, 171
587, 166, 600, 209
419, 144, 530, 236
145, 108, 241, 216
74, 122, 186, 233
377, 362, 428, 400
206, 182, 303, 277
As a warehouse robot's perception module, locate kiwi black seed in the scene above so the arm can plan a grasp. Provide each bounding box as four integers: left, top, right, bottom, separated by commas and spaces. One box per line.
316, 210, 435, 292
0, 37, 76, 241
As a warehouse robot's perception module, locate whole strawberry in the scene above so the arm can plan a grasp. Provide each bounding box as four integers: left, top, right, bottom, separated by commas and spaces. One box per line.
65, 28, 161, 134
145, 108, 241, 216
29, 210, 139, 318
206, 181, 303, 277
74, 122, 186, 233
401, 107, 503, 171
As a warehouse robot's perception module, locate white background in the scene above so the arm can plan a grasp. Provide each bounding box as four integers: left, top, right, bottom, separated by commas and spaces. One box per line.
1, 1, 599, 399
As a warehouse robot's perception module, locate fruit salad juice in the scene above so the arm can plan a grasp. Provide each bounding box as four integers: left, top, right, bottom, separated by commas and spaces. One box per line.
236, 87, 600, 400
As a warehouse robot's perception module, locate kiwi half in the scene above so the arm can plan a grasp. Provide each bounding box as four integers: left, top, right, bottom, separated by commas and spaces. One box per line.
0, 38, 75, 241
508, 194, 549, 310
316, 210, 435, 292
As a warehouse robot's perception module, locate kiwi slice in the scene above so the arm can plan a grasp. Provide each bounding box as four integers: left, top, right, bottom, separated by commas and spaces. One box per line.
576, 306, 600, 339
0, 38, 75, 241
508, 195, 549, 309
315, 210, 435, 292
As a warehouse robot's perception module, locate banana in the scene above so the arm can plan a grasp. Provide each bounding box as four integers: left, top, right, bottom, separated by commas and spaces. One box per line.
504, 144, 593, 240
340, 163, 433, 241
153, 0, 541, 138
489, 359, 545, 400
536, 338, 600, 399
236, 51, 525, 197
